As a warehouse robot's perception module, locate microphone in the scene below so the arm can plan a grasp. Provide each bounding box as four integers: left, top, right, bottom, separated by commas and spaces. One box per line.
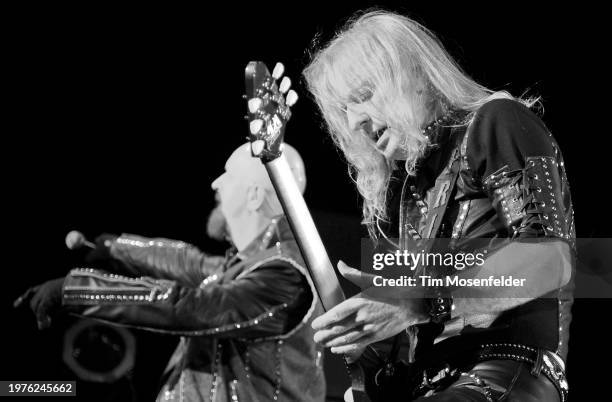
65, 230, 96, 250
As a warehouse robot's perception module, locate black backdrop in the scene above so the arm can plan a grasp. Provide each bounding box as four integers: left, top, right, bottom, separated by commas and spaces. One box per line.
3, 2, 610, 400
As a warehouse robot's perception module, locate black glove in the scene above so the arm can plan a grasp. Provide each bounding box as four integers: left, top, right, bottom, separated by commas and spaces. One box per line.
85, 234, 140, 276
84, 233, 118, 264
14, 278, 65, 329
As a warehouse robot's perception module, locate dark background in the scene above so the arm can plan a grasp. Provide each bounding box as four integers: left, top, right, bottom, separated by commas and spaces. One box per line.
3, 2, 609, 400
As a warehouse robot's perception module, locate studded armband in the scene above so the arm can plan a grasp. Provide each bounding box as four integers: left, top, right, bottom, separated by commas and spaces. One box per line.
63, 268, 174, 304
484, 156, 574, 243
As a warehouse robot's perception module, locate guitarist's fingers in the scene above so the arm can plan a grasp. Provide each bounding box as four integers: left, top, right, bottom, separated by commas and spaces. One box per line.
312, 298, 364, 330
338, 260, 375, 289
344, 345, 367, 363
313, 318, 361, 344
324, 328, 368, 348
331, 342, 369, 356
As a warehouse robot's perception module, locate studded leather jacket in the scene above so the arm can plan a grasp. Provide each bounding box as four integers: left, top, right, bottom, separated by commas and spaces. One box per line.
62, 216, 325, 402
382, 99, 575, 364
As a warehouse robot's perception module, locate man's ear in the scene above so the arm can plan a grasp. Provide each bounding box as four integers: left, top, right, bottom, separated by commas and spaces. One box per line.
246, 185, 266, 212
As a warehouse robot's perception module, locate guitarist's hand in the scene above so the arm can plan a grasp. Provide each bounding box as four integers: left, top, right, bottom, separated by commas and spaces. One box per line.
312, 262, 428, 356
337, 260, 376, 290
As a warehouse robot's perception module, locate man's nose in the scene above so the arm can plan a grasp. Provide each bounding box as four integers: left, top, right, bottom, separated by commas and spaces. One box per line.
346, 105, 369, 132
211, 175, 222, 190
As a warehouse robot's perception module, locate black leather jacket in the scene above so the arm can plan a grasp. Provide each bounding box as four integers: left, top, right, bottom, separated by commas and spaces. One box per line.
62, 216, 325, 402
382, 99, 575, 363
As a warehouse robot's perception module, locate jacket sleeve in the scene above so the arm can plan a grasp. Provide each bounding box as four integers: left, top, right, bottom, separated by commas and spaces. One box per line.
108, 234, 225, 287
62, 258, 314, 339
466, 99, 575, 245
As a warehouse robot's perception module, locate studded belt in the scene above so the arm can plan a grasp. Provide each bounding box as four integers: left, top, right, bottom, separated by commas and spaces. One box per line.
412, 343, 568, 401
476, 343, 568, 402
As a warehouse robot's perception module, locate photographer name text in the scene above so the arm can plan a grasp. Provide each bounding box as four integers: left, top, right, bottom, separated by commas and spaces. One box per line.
373, 275, 526, 287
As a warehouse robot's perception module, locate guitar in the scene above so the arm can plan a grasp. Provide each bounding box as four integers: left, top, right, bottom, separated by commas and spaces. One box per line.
243, 61, 374, 402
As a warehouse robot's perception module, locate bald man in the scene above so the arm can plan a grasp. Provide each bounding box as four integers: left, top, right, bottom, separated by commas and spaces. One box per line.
15, 143, 325, 402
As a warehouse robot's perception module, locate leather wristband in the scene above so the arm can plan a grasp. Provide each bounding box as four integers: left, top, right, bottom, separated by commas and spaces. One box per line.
426, 296, 454, 324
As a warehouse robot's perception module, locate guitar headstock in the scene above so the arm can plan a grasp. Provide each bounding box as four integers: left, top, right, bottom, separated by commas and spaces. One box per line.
244, 61, 298, 163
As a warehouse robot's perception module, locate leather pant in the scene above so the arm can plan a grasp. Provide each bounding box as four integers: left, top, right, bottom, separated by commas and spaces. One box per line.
414, 360, 561, 401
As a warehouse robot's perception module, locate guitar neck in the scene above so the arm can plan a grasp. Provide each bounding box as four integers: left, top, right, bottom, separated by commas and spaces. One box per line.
264, 156, 346, 311
266, 156, 373, 402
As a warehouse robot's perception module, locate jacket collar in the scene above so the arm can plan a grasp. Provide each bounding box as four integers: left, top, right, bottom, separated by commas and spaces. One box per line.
225, 215, 291, 266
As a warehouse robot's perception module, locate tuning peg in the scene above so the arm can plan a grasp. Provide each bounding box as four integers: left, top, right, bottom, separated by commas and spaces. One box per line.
272, 62, 285, 80
279, 76, 291, 94
286, 90, 298, 107
249, 119, 263, 134
251, 140, 265, 156
248, 98, 262, 113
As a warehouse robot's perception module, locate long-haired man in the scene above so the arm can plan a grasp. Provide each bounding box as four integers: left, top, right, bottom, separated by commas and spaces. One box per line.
304, 10, 573, 401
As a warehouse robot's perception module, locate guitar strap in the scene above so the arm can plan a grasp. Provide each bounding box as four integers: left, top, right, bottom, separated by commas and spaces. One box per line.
366, 128, 467, 401
393, 126, 467, 365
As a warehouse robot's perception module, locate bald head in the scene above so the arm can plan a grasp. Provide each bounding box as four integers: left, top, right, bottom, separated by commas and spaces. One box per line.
211, 143, 306, 238
221, 143, 306, 195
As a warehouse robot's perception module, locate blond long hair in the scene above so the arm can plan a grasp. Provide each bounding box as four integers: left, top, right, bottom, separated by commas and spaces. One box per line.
303, 10, 531, 238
